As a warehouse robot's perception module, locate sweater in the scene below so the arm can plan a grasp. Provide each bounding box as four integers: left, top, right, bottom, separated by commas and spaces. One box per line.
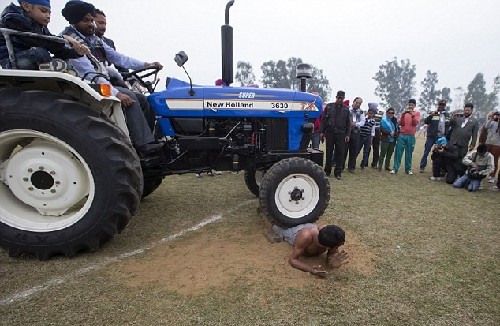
398, 111, 419, 135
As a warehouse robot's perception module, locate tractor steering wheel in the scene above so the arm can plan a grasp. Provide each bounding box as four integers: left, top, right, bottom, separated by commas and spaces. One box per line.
122, 66, 161, 93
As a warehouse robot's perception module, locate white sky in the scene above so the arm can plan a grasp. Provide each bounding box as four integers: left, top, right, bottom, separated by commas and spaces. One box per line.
12, 0, 500, 104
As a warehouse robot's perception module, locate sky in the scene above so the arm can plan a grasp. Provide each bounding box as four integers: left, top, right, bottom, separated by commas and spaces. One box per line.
7, 0, 500, 106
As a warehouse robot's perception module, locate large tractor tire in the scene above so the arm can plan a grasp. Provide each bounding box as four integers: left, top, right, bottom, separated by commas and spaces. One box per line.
0, 88, 143, 259
243, 168, 265, 197
259, 157, 330, 227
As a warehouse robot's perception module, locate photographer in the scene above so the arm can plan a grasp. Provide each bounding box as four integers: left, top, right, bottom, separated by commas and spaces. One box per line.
452, 144, 494, 192
429, 137, 459, 183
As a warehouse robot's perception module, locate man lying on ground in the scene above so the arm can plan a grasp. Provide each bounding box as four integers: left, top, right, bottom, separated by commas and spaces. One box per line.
265, 223, 349, 278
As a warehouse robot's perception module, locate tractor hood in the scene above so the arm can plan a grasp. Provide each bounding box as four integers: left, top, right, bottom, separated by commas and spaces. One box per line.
149, 77, 323, 118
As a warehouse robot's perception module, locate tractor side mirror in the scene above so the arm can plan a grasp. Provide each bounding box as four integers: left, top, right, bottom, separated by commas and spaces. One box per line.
174, 51, 188, 67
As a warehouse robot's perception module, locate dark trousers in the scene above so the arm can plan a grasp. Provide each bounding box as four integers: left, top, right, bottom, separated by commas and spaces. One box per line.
324, 132, 346, 176
371, 134, 380, 167
343, 132, 360, 170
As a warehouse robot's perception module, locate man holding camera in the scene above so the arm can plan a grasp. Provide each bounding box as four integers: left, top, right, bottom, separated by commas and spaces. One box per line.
390, 99, 420, 175
419, 99, 450, 173
452, 144, 494, 191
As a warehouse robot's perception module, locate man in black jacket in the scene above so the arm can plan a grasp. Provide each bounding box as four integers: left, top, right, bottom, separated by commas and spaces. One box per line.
320, 90, 351, 180
419, 99, 450, 173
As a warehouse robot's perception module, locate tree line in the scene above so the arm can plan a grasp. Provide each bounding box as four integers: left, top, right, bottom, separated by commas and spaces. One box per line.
235, 57, 499, 118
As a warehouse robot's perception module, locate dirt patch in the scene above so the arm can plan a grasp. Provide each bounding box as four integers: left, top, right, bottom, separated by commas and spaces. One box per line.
108, 224, 378, 296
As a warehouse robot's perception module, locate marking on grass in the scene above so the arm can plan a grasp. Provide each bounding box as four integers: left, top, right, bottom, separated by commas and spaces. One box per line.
0, 199, 257, 307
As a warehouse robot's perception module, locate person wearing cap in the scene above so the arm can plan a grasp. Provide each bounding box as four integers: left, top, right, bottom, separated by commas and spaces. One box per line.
0, 0, 88, 69
390, 99, 420, 175
60, 0, 163, 156
452, 143, 494, 192
428, 136, 457, 182
418, 99, 450, 173
483, 111, 500, 184
320, 90, 351, 180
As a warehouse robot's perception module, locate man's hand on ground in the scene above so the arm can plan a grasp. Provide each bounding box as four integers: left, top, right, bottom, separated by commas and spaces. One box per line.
328, 250, 349, 269
310, 266, 327, 278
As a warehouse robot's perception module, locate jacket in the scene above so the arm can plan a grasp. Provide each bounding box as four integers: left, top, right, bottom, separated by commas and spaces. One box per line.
449, 116, 479, 148
463, 150, 494, 177
0, 3, 78, 63
398, 111, 419, 135
424, 111, 450, 138
319, 103, 350, 134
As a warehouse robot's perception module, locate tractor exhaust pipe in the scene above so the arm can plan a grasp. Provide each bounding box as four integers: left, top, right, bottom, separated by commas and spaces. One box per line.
221, 1, 235, 86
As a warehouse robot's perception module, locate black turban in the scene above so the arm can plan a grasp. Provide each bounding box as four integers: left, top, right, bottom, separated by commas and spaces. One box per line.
61, 0, 95, 24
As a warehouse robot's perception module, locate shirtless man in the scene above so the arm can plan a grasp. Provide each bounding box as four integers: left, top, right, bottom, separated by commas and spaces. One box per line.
266, 223, 349, 278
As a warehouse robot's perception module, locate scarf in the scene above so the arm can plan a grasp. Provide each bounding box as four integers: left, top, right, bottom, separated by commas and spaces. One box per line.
381, 115, 396, 142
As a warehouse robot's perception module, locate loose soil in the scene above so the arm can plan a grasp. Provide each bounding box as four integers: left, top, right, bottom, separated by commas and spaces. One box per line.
108, 221, 377, 296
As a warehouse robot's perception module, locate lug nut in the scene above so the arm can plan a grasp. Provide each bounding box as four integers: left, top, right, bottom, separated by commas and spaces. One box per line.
39, 166, 44, 170
50, 189, 56, 193
50, 171, 55, 175
28, 187, 34, 191
55, 181, 61, 185
23, 177, 28, 182
28, 168, 33, 173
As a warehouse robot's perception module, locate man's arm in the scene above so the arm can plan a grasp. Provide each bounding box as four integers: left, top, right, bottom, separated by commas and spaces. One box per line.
469, 120, 479, 149
357, 112, 366, 128
103, 42, 148, 71
288, 232, 326, 277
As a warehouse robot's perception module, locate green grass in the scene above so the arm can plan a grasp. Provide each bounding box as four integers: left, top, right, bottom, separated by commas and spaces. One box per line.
0, 138, 498, 325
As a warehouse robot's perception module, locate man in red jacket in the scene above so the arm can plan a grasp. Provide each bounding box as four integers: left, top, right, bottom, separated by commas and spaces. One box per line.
390, 99, 420, 175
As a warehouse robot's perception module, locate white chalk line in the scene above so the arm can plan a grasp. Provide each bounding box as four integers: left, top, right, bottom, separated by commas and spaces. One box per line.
0, 199, 257, 307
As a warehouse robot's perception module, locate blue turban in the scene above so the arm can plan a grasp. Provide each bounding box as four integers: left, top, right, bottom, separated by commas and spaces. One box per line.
18, 0, 51, 8
436, 137, 447, 146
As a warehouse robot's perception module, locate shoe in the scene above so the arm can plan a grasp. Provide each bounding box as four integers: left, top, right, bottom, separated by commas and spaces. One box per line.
335, 175, 342, 180
360, 166, 365, 170
137, 142, 162, 156
39, 58, 68, 72
419, 169, 425, 173
488, 178, 496, 183
325, 171, 331, 177
195, 173, 202, 178
478, 185, 484, 190
407, 171, 414, 175
348, 169, 354, 174
390, 170, 396, 174
490, 186, 499, 191
430, 177, 441, 181
385, 167, 391, 171
378, 168, 382, 172
371, 164, 377, 168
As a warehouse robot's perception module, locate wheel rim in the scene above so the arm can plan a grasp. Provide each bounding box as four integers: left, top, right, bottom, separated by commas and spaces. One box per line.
274, 173, 319, 219
0, 129, 95, 232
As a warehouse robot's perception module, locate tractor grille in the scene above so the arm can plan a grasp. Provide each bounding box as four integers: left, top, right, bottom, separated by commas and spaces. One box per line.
265, 118, 288, 150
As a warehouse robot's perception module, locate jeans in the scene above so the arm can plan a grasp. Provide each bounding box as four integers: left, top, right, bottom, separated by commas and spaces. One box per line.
357, 135, 372, 168
419, 136, 439, 170
453, 174, 481, 191
1, 47, 52, 70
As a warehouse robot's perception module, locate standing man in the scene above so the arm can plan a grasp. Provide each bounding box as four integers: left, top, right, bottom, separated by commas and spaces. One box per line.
320, 90, 351, 180
448, 103, 480, 176
419, 99, 449, 173
390, 99, 420, 175
369, 103, 383, 168
343, 97, 365, 173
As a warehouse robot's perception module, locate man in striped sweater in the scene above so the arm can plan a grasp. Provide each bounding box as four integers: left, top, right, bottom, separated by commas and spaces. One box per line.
358, 108, 376, 169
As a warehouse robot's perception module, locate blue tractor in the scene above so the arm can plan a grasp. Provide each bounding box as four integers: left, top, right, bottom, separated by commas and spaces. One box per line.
0, 1, 329, 259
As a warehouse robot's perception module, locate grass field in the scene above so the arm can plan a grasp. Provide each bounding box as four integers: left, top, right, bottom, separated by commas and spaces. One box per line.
0, 138, 498, 325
